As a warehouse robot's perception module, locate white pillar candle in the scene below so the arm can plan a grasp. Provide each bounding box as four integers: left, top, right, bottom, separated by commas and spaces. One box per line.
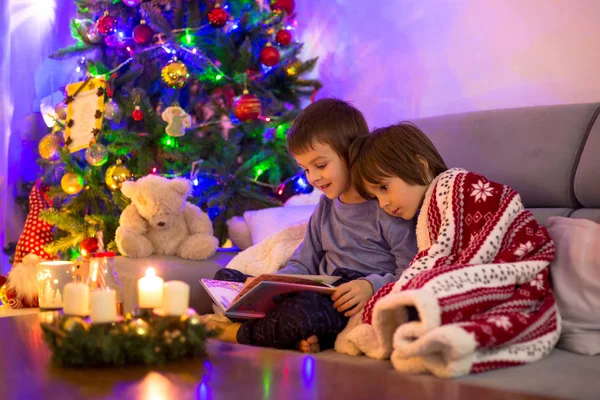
163, 281, 190, 316
89, 289, 117, 323
138, 267, 164, 308
63, 283, 89, 316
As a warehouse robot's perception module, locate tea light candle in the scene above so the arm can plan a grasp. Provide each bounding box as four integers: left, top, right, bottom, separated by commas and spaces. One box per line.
89, 289, 117, 323
138, 267, 164, 308
63, 283, 89, 316
36, 260, 75, 309
163, 281, 190, 316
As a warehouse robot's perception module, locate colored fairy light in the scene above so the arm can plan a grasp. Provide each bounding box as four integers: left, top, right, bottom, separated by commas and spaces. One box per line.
215, 74, 222, 81
262, 368, 271, 399
303, 356, 315, 388
193, 178, 199, 186
296, 175, 308, 189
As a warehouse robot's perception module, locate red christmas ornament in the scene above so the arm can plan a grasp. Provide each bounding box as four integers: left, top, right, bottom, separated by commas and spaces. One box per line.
97, 14, 117, 36
260, 44, 280, 67
80, 237, 99, 257
133, 23, 153, 45
132, 106, 144, 121
270, 0, 295, 14
208, 6, 228, 27
275, 29, 292, 46
233, 91, 261, 122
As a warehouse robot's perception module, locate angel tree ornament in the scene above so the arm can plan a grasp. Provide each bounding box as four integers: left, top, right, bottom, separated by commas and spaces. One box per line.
162, 106, 192, 137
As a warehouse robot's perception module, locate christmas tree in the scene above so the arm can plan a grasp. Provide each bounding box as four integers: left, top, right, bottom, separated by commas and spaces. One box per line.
36, 0, 320, 257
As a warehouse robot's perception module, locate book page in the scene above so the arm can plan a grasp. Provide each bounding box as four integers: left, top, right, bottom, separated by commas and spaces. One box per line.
231, 274, 339, 305
275, 274, 340, 285
227, 282, 335, 319
200, 279, 243, 311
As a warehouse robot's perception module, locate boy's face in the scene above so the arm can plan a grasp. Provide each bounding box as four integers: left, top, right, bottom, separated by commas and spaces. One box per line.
365, 176, 427, 220
293, 142, 350, 200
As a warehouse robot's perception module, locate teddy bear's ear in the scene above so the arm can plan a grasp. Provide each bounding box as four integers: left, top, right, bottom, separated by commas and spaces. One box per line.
171, 178, 192, 197
120, 180, 137, 199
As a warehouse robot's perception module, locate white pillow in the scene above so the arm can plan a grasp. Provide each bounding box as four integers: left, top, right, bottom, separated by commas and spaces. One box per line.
244, 205, 317, 245
226, 216, 253, 250
547, 216, 600, 355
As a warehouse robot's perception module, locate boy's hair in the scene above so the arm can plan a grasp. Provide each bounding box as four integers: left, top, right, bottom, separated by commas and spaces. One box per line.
287, 98, 369, 164
350, 122, 448, 199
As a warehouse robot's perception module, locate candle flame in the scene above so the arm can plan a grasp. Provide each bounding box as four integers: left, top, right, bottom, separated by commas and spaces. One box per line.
146, 267, 156, 277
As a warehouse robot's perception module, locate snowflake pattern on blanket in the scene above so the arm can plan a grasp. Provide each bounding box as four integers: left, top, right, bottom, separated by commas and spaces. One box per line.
335, 168, 560, 378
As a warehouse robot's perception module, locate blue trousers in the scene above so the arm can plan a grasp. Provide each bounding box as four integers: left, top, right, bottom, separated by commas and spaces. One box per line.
213, 268, 367, 350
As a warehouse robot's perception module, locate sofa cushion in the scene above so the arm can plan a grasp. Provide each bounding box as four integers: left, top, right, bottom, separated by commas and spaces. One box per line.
574, 111, 600, 207
547, 216, 600, 355
570, 209, 600, 223
527, 208, 573, 225
414, 103, 600, 208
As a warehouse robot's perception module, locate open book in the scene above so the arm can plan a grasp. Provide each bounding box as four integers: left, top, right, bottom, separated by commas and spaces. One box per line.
200, 274, 340, 319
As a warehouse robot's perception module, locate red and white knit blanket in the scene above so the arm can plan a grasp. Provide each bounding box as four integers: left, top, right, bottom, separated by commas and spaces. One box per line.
335, 168, 561, 377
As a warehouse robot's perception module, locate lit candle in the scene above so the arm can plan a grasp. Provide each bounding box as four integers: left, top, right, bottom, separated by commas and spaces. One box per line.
163, 281, 190, 316
63, 283, 89, 316
89, 289, 117, 323
138, 267, 164, 308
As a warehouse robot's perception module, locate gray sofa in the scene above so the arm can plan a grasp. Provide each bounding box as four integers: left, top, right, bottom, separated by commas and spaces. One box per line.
115, 102, 600, 399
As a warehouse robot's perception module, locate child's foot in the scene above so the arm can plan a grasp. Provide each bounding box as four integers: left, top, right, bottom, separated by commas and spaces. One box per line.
298, 335, 320, 353
202, 314, 241, 343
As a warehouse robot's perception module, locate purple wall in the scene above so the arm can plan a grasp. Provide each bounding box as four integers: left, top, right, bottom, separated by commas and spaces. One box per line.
296, 0, 600, 127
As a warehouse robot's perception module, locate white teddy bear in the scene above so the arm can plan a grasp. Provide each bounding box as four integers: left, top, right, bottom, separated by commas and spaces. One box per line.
115, 175, 219, 260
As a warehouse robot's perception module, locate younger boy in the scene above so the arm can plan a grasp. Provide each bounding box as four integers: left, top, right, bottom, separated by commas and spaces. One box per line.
208, 99, 418, 352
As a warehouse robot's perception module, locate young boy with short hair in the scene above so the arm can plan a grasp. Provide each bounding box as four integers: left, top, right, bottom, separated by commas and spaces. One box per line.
208, 99, 418, 352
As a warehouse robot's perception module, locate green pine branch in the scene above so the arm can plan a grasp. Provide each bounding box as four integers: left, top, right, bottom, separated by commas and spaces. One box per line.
44, 235, 84, 256
49, 42, 95, 60
141, 3, 173, 35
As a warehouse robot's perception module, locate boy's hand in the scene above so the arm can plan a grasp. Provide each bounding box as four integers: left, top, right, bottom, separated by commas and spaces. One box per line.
331, 280, 374, 317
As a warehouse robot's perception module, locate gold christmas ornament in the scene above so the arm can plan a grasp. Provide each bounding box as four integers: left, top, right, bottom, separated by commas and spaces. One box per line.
105, 159, 132, 191
38, 133, 63, 160
0, 285, 8, 305
63, 316, 90, 332
161, 60, 189, 89
60, 172, 85, 195
129, 318, 150, 336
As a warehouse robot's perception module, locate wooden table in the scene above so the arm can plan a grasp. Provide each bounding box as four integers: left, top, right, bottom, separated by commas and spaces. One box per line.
0, 313, 557, 400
